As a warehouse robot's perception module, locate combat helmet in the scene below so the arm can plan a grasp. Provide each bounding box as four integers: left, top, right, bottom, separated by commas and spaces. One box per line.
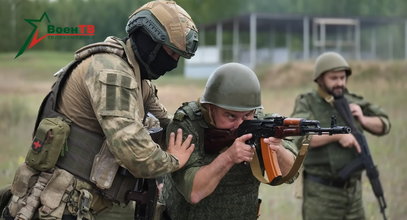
126, 0, 198, 59
200, 63, 262, 111
313, 52, 352, 81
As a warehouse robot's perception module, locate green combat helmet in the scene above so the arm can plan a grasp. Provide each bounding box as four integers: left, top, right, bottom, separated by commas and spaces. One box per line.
125, 0, 199, 59
200, 63, 263, 111
313, 52, 352, 81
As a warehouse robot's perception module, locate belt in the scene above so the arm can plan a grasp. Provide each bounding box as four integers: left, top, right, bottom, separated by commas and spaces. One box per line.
304, 173, 355, 188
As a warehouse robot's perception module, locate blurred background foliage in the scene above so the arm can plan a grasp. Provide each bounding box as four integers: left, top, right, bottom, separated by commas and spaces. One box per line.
1, 1, 406, 219
2, 0, 407, 53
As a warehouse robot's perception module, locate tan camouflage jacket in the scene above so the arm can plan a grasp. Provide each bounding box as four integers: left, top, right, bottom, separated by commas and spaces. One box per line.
58, 36, 178, 178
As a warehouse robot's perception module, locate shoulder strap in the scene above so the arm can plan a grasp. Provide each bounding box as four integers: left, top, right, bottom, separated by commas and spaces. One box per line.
333, 96, 358, 133
33, 60, 82, 135
249, 136, 311, 186
174, 101, 202, 121
32, 59, 105, 181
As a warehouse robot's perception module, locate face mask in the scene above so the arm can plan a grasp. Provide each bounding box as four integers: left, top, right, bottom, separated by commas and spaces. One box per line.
130, 31, 178, 80
148, 46, 178, 80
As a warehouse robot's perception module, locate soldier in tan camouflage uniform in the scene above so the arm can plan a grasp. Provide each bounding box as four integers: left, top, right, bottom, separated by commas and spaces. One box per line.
1, 1, 198, 220
161, 63, 298, 220
290, 52, 391, 220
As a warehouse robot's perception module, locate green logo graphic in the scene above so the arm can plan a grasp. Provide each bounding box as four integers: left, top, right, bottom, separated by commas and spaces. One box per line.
16, 12, 95, 59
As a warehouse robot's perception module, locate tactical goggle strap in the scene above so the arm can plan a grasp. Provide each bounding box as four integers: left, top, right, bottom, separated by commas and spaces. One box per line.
249, 135, 311, 186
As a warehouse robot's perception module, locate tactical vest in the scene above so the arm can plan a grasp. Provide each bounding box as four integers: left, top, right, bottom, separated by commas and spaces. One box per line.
32, 38, 143, 203
168, 102, 260, 219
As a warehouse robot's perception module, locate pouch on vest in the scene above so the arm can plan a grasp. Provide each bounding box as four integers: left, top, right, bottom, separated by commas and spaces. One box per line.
39, 168, 74, 219
90, 141, 119, 190
8, 163, 40, 217
25, 117, 71, 171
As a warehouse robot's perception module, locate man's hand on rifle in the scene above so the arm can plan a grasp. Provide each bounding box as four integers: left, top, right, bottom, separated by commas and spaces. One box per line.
338, 134, 362, 153
349, 103, 364, 121
310, 133, 361, 153
167, 128, 195, 169
263, 137, 295, 175
350, 103, 385, 135
224, 133, 254, 164
263, 137, 283, 153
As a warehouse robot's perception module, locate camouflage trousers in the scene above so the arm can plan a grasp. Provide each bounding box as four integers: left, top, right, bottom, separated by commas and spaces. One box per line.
302, 176, 365, 220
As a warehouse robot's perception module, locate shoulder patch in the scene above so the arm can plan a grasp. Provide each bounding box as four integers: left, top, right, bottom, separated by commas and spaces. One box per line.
98, 69, 138, 119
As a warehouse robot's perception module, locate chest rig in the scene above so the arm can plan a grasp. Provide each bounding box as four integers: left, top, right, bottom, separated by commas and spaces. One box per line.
33, 38, 144, 203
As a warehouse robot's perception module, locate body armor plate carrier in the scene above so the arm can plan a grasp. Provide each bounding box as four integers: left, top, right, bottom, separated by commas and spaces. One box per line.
33, 42, 140, 203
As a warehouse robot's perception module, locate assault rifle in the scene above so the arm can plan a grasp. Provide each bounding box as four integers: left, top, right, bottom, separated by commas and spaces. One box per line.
237, 116, 351, 185
334, 97, 387, 220
127, 123, 163, 220
338, 132, 387, 220
127, 178, 158, 220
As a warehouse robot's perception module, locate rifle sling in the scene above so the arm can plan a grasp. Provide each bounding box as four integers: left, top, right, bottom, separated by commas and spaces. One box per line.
333, 97, 358, 133
333, 95, 388, 220
250, 135, 311, 186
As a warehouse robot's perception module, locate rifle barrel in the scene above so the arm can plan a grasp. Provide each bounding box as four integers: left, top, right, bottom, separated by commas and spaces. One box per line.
302, 126, 351, 135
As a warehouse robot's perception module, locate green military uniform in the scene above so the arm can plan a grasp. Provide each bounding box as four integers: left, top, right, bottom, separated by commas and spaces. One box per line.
291, 89, 391, 220
162, 101, 297, 220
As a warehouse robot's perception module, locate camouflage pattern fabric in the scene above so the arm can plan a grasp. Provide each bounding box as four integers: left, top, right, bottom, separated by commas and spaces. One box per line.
162, 101, 297, 220
50, 36, 179, 217
291, 89, 390, 177
302, 177, 364, 220
58, 36, 179, 179
291, 88, 390, 220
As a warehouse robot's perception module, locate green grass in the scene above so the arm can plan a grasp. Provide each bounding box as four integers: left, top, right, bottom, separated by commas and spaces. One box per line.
0, 95, 43, 184
0, 51, 73, 80
0, 51, 406, 219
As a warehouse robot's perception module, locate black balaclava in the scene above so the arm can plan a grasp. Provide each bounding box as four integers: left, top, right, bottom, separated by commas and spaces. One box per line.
129, 30, 178, 80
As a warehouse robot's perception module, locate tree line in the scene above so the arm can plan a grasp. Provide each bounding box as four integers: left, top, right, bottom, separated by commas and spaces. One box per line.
2, 0, 407, 53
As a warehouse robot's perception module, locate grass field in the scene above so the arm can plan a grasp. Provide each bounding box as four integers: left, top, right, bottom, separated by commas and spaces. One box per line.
0, 51, 406, 219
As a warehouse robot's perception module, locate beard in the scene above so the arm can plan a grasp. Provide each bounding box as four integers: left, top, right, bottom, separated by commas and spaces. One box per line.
321, 83, 345, 98
330, 86, 345, 98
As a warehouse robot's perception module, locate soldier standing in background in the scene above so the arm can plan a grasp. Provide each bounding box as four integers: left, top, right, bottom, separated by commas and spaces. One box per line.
1, 1, 198, 219
290, 52, 391, 220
